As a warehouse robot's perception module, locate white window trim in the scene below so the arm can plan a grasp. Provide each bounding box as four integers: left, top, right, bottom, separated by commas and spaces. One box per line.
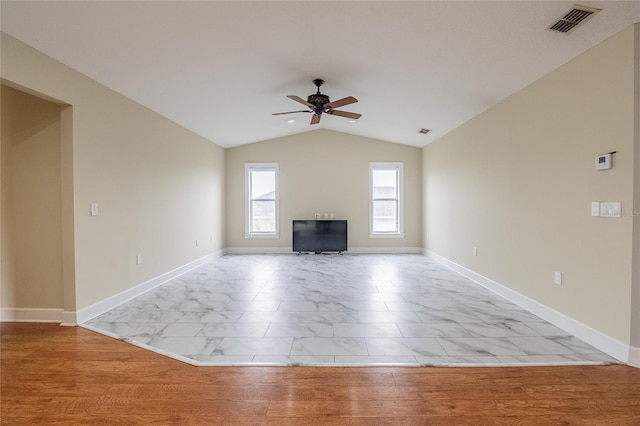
245, 163, 279, 239
369, 162, 404, 239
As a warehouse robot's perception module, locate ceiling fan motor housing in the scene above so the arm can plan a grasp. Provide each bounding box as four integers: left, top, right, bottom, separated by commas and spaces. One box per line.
307, 93, 330, 110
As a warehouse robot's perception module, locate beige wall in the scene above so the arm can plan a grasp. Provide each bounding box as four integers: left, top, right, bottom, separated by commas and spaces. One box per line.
1, 85, 64, 309
226, 129, 422, 250
423, 26, 637, 344
1, 33, 226, 311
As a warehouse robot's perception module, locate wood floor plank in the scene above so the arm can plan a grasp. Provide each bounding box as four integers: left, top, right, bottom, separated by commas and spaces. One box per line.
2, 323, 640, 425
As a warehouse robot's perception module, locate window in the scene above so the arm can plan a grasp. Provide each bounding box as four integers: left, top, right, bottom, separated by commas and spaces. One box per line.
369, 162, 404, 238
245, 163, 279, 238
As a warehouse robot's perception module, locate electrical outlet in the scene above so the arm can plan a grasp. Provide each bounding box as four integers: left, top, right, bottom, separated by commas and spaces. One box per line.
554, 271, 562, 286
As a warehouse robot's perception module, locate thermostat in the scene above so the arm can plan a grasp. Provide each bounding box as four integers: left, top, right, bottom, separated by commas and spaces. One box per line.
595, 153, 612, 170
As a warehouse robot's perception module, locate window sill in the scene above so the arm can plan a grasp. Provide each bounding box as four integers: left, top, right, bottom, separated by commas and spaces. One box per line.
245, 233, 279, 239
369, 232, 405, 239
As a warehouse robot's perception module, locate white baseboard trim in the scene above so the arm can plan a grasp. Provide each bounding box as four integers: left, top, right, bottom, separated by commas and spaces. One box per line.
349, 246, 423, 254
224, 247, 292, 254
61, 311, 77, 326
425, 250, 631, 363
629, 346, 640, 368
0, 308, 63, 323
224, 247, 423, 255
76, 250, 224, 324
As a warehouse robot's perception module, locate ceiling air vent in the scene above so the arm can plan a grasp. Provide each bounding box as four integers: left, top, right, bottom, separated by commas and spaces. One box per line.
548, 5, 601, 34
418, 128, 431, 134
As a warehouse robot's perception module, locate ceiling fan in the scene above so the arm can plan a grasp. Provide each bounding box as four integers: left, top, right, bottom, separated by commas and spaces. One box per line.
273, 79, 362, 125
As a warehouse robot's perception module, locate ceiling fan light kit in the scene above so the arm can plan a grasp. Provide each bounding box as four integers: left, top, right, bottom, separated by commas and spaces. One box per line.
273, 79, 362, 125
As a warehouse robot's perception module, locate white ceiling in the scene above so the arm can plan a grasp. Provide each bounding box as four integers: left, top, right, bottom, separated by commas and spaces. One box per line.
2, 1, 639, 148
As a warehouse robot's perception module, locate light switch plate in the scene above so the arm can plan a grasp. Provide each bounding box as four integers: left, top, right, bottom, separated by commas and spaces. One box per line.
591, 202, 600, 217
90, 203, 99, 216
600, 202, 621, 218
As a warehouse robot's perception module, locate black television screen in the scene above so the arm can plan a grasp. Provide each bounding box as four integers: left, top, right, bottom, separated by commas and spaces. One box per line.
292, 220, 347, 253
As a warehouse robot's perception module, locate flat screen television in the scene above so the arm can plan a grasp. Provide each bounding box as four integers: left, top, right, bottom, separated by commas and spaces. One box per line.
292, 220, 347, 254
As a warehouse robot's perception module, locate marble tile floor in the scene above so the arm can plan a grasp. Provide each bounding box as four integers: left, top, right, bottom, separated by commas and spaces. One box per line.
83, 254, 619, 367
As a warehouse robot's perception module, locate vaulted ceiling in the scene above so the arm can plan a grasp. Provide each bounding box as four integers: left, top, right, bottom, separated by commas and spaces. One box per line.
2, 1, 639, 148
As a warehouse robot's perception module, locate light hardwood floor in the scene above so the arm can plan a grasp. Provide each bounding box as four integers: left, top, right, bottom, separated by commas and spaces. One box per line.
2, 323, 639, 425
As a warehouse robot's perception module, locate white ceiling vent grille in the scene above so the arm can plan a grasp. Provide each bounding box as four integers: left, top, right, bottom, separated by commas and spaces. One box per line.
548, 5, 601, 34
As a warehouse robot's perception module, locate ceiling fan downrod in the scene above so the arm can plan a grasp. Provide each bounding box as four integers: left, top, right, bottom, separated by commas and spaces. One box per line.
312, 79, 324, 93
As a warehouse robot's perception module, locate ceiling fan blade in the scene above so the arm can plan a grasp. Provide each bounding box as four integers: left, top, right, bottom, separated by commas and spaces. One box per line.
272, 110, 311, 115
287, 95, 314, 108
326, 110, 362, 120
324, 96, 358, 109
310, 114, 321, 125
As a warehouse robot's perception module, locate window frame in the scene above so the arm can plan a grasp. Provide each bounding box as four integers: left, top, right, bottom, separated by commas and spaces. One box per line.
245, 163, 279, 239
369, 162, 404, 238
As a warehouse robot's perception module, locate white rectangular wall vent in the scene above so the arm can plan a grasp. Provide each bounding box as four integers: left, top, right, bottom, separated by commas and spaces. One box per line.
548, 5, 601, 34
